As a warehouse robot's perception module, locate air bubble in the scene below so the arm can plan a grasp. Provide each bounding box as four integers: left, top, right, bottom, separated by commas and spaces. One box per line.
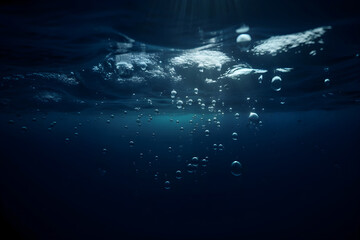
176, 100, 183, 109
231, 161, 242, 176
232, 132, 238, 141
191, 157, 199, 166
205, 129, 210, 136
236, 34, 252, 43
176, 170, 182, 180
187, 163, 195, 173
164, 181, 171, 190
218, 144, 224, 151
271, 76, 282, 91
248, 112, 260, 124
201, 159, 208, 167
324, 78, 330, 87
171, 89, 177, 99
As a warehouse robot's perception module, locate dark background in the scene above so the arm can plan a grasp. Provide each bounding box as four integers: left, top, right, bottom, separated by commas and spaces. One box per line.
1, 0, 360, 239
0, 109, 360, 240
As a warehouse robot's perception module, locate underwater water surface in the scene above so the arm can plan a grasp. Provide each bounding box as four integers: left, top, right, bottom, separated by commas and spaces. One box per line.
0, 0, 360, 239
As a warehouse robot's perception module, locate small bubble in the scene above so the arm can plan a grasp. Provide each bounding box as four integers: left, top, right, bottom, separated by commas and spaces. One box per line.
139, 62, 147, 70
198, 64, 204, 72
201, 159, 208, 167
129, 140, 135, 147
191, 157, 199, 166
194, 88, 199, 95
232, 132, 238, 141
187, 163, 195, 173
205, 129, 210, 136
164, 181, 171, 190
171, 89, 177, 99
65, 137, 70, 143
176, 100, 183, 109
324, 78, 330, 87
231, 161, 243, 176
218, 144, 224, 151
249, 112, 260, 124
176, 170, 182, 180
271, 76, 282, 91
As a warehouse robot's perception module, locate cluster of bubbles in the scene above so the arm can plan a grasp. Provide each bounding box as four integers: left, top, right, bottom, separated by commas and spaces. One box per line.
8, 23, 327, 191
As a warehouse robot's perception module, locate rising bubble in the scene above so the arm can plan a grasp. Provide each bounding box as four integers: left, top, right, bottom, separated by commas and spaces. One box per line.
176, 100, 183, 109
271, 76, 282, 91
248, 112, 260, 124
164, 181, 171, 190
176, 170, 182, 180
232, 132, 238, 141
231, 161, 242, 176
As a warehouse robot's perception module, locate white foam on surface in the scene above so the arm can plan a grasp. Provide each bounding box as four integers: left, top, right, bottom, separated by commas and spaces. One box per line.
275, 68, 293, 73
170, 50, 231, 70
251, 26, 331, 56
222, 64, 267, 79
236, 25, 250, 33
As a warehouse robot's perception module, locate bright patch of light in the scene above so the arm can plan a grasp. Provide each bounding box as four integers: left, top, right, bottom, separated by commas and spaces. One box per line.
252, 26, 331, 56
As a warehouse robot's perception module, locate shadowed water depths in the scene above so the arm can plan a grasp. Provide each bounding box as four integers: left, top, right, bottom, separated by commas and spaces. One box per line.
0, 1, 360, 239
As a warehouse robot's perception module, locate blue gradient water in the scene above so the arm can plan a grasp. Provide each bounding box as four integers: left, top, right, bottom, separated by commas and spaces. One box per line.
1, 1, 360, 239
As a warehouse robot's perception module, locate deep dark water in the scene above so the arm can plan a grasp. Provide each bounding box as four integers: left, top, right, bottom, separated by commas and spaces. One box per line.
1, 0, 360, 239
1, 109, 360, 239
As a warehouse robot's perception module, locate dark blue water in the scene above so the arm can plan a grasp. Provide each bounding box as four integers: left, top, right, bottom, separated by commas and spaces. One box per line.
1, 1, 360, 239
